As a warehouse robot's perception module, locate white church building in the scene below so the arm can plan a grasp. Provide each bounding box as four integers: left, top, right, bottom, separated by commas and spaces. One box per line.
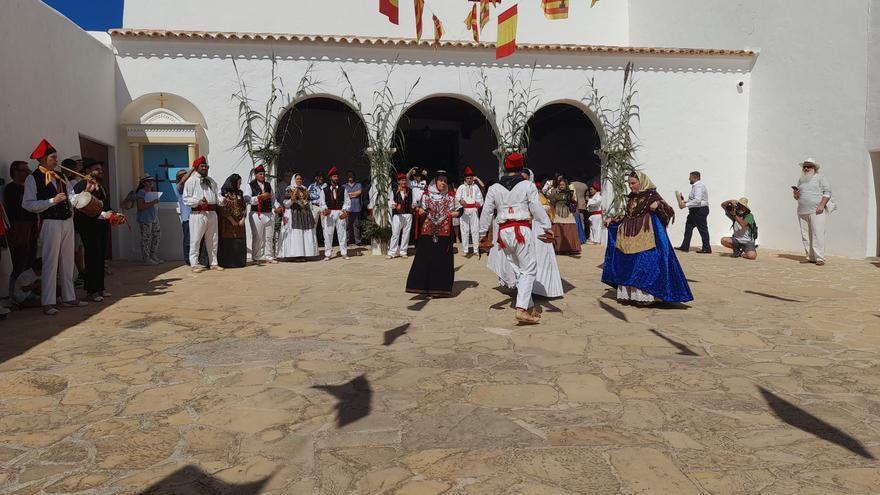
2, 0, 879, 260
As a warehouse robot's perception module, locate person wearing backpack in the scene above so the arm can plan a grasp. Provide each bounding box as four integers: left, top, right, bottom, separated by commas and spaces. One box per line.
720, 197, 758, 260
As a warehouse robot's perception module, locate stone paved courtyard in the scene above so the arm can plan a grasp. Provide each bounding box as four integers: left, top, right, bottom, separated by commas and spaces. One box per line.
1, 246, 880, 494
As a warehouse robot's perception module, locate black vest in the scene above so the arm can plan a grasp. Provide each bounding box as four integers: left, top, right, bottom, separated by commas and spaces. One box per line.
249, 180, 274, 213
393, 188, 413, 215
324, 185, 345, 210
32, 169, 72, 221
73, 180, 111, 226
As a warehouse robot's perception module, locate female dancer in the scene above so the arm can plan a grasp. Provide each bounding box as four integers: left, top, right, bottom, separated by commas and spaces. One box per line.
549, 177, 582, 255
277, 173, 318, 260
405, 171, 460, 296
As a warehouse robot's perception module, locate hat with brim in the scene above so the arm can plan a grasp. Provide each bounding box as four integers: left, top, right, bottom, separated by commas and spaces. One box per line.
738, 197, 749, 207
138, 174, 155, 184
799, 158, 820, 171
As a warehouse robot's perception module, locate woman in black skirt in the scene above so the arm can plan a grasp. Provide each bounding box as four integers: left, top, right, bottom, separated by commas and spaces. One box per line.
406, 171, 461, 296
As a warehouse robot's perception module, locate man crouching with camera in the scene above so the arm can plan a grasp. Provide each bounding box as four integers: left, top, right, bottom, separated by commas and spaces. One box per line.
720, 197, 758, 260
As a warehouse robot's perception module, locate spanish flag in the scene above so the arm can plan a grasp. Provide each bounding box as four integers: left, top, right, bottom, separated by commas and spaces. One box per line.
414, 0, 424, 41
433, 14, 444, 47
479, 0, 491, 31
496, 5, 518, 59
465, 4, 479, 42
592, 0, 599, 6
542, 0, 569, 20
379, 0, 399, 25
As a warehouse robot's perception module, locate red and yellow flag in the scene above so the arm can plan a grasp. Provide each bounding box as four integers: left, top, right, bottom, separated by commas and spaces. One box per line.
414, 0, 425, 41
591, 0, 599, 7
465, 4, 479, 42
479, 0, 491, 31
496, 5, 518, 59
542, 0, 569, 20
433, 14, 444, 47
379, 0, 399, 25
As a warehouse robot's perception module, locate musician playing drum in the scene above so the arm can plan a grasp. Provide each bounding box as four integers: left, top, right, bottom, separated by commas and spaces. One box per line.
73, 158, 117, 302
720, 197, 758, 260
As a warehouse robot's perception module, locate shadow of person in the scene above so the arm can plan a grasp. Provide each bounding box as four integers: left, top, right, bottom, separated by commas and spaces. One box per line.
744, 290, 804, 303
312, 374, 373, 428
758, 386, 875, 459
407, 295, 430, 312
648, 328, 699, 356
777, 253, 811, 263
598, 299, 628, 322
383, 323, 410, 346
451, 280, 479, 297
140, 465, 273, 495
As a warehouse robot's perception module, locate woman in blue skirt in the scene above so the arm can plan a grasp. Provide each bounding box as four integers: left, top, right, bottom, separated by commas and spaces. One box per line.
602, 171, 693, 304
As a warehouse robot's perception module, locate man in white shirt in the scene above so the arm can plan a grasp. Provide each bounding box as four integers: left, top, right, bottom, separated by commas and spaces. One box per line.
677, 171, 712, 254
318, 166, 352, 261
793, 158, 832, 265
182, 156, 226, 272
455, 167, 484, 257
244, 165, 280, 264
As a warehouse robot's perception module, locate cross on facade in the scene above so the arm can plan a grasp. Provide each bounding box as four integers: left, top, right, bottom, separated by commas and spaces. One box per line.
155, 158, 174, 189
158, 93, 168, 108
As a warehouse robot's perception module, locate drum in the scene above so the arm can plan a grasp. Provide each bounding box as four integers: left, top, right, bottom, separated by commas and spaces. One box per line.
73, 191, 103, 217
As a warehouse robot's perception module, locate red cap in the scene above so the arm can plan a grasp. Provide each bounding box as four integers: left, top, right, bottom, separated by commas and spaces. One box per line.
463, 166, 475, 177
504, 152, 524, 171
396, 172, 407, 181
254, 165, 266, 173
30, 139, 57, 160
327, 166, 339, 177
592, 181, 601, 191
192, 156, 207, 168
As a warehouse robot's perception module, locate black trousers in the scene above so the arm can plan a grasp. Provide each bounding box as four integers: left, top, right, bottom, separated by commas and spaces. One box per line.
78, 220, 108, 294
681, 206, 711, 251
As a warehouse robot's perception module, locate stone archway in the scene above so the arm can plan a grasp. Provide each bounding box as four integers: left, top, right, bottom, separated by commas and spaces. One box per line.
393, 95, 499, 186
275, 95, 370, 183
526, 102, 602, 185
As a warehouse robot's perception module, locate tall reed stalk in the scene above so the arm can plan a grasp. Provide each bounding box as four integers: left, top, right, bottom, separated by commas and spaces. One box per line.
474, 66, 540, 174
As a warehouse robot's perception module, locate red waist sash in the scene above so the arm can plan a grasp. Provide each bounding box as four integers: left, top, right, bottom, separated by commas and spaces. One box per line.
497, 219, 532, 249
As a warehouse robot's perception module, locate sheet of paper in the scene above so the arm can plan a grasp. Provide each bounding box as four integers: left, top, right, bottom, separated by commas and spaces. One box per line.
144, 191, 163, 203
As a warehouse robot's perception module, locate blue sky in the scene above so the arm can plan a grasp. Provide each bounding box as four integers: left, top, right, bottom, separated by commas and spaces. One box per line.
44, 0, 123, 31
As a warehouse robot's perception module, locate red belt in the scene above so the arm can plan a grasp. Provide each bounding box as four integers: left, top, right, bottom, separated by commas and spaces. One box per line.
464, 203, 480, 209
590, 210, 603, 216
497, 220, 532, 249
193, 205, 217, 213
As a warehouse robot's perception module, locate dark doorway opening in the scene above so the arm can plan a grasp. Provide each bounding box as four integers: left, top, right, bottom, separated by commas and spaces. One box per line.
526, 103, 601, 186
276, 98, 369, 182
394, 97, 498, 186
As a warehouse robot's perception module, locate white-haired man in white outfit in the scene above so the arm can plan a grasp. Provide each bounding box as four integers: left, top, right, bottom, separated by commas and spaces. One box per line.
792, 158, 833, 265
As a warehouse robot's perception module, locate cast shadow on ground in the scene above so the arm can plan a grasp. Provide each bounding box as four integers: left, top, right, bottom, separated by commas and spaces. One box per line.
648, 328, 699, 356
0, 265, 182, 365
598, 299, 628, 322
686, 278, 700, 283
383, 323, 410, 346
490, 289, 561, 314
758, 386, 875, 460
312, 374, 373, 428
407, 296, 430, 312
776, 253, 811, 263
744, 290, 804, 303
451, 280, 479, 297
140, 465, 272, 495
561, 278, 576, 292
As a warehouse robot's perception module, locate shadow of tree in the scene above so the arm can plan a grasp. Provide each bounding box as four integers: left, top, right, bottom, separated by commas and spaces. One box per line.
139, 465, 272, 495
312, 374, 373, 428
758, 386, 875, 460
383, 323, 410, 346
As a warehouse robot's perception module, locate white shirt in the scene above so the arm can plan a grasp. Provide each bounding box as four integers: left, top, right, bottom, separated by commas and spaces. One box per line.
586, 192, 602, 213
242, 180, 281, 209
796, 173, 832, 215
182, 173, 225, 207
479, 179, 552, 237
455, 183, 484, 209
685, 180, 709, 208
317, 183, 351, 212
22, 174, 77, 215
174, 186, 191, 222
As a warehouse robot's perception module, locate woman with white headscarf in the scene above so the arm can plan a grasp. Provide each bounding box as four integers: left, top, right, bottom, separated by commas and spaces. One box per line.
277, 173, 318, 260
602, 170, 692, 304
487, 169, 563, 298
405, 171, 461, 296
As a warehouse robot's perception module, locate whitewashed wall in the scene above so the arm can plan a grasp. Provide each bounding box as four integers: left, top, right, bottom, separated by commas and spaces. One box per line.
122, 0, 629, 46
0, 0, 123, 256
630, 0, 874, 258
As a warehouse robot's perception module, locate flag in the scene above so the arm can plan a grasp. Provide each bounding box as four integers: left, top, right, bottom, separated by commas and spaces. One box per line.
496, 5, 517, 59
591, 0, 599, 7
542, 0, 569, 20
379, 0, 399, 25
433, 14, 444, 47
414, 0, 425, 41
465, 4, 479, 42
479, 0, 491, 31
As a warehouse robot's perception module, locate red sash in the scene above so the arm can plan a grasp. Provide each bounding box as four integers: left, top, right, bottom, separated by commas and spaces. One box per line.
497, 220, 531, 249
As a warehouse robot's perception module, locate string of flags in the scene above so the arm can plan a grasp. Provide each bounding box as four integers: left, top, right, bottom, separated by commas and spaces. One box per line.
379, 0, 599, 59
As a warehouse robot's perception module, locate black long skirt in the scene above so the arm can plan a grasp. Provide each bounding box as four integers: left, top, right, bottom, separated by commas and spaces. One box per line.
218, 238, 247, 268
405, 235, 454, 296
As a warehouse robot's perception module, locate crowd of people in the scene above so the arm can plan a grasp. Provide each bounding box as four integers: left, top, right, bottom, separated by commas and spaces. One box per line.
0, 134, 835, 321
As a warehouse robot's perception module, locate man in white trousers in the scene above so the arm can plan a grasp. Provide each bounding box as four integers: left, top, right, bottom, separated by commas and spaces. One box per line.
319, 166, 351, 261
22, 139, 88, 315
455, 166, 483, 257
183, 156, 226, 273
244, 164, 279, 264
387, 172, 415, 259
793, 158, 833, 265
479, 152, 554, 325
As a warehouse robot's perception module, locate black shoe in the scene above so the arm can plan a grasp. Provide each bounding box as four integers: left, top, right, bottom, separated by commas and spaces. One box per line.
696, 249, 712, 254
675, 247, 689, 253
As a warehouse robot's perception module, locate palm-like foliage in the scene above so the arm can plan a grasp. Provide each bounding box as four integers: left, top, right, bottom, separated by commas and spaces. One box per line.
474, 66, 540, 174
585, 62, 640, 218
232, 57, 319, 178
340, 62, 419, 235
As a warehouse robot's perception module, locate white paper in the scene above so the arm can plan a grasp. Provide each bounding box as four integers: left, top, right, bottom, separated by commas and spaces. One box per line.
144, 191, 163, 203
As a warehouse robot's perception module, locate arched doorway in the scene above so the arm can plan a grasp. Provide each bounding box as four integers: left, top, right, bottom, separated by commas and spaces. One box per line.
526, 102, 601, 185
276, 96, 369, 182
393, 96, 498, 185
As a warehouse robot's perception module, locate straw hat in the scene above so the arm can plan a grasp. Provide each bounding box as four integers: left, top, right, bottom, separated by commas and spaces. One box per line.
738, 197, 749, 207
138, 174, 155, 184
799, 158, 820, 171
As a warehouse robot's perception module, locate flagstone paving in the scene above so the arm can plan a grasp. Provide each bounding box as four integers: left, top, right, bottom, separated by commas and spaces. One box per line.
1, 247, 880, 494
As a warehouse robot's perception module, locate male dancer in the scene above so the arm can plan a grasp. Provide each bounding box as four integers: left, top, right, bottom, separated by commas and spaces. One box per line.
182, 156, 226, 272
245, 165, 279, 264
387, 172, 415, 259
455, 167, 483, 257
318, 166, 351, 260
479, 153, 553, 324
